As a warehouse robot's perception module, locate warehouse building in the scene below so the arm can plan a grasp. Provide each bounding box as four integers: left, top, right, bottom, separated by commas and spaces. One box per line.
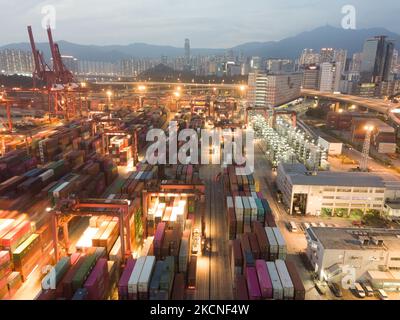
277, 163, 389, 216
318, 133, 343, 155
306, 227, 400, 291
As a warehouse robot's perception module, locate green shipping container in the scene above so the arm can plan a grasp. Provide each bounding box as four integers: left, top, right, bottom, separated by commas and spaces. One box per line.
54, 257, 71, 285
12, 234, 40, 263
71, 254, 98, 292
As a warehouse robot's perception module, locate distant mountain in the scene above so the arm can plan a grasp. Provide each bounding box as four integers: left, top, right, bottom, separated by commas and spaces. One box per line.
232, 25, 400, 59
1, 25, 399, 62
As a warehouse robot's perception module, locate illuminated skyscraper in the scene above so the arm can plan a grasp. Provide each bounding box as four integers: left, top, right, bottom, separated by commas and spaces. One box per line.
360, 36, 394, 83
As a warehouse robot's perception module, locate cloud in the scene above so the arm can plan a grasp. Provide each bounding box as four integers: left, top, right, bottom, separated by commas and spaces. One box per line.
0, 0, 399, 47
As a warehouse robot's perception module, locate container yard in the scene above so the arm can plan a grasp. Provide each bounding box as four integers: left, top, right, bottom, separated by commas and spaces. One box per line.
0, 24, 305, 302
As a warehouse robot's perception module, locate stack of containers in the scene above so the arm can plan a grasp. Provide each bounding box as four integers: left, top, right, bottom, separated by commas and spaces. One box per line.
248, 233, 261, 260
118, 259, 136, 300
266, 261, 283, 300
230, 239, 243, 287
234, 197, 244, 236
179, 232, 190, 273
0, 251, 12, 299
159, 256, 175, 299
149, 261, 166, 300
234, 275, 249, 300
275, 260, 294, 300
285, 261, 306, 300
253, 222, 269, 260
84, 258, 110, 300
273, 228, 287, 260
154, 222, 166, 260
138, 256, 156, 300
128, 256, 146, 300
245, 266, 262, 300
265, 227, 278, 261
240, 233, 255, 268
171, 273, 185, 300
255, 260, 273, 299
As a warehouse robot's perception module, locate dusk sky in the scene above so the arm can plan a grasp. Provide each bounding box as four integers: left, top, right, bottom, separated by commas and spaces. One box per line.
1, 0, 399, 47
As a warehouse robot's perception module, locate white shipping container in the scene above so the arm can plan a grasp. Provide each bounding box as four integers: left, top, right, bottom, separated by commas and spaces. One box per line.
128, 256, 146, 294
39, 169, 54, 182
53, 182, 69, 198
265, 227, 278, 254
275, 260, 294, 300
248, 197, 258, 222
266, 261, 284, 300
273, 227, 287, 260
235, 196, 244, 220
138, 256, 156, 293
242, 197, 250, 215
227, 196, 234, 210
109, 237, 121, 262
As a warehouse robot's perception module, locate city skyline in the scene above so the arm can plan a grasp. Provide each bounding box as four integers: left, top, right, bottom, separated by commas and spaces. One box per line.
1, 0, 400, 47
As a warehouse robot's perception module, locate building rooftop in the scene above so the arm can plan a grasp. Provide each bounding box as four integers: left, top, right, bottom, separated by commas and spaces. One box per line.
281, 163, 385, 188
308, 227, 400, 251
318, 132, 343, 144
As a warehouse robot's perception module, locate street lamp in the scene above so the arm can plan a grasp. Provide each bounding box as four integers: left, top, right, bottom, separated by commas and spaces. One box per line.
174, 91, 181, 98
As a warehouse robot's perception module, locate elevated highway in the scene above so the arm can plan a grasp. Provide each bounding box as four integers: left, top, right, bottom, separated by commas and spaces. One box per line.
302, 89, 400, 126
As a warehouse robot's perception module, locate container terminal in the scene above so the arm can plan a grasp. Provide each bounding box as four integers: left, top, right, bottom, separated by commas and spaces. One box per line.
1, 23, 400, 302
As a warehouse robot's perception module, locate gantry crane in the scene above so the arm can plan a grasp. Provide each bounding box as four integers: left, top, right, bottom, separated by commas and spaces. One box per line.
27, 26, 85, 120
52, 198, 133, 263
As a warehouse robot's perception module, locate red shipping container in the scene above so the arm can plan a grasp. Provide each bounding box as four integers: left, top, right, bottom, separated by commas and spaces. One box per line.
118, 259, 136, 300
84, 258, 109, 300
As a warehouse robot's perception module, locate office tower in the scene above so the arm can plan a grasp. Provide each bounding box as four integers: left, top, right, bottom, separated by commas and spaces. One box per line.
360, 35, 395, 83
248, 71, 303, 108
319, 62, 342, 92
302, 65, 320, 90
333, 49, 347, 74
184, 38, 191, 70
250, 56, 261, 71
266, 59, 294, 73
351, 53, 363, 73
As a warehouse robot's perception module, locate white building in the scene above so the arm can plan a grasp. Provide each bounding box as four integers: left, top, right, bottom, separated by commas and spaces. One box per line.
319, 62, 342, 93
318, 134, 343, 155
277, 163, 388, 216
306, 227, 400, 290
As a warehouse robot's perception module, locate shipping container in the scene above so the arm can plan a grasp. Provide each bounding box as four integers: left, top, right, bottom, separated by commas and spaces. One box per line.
118, 259, 136, 300
265, 227, 278, 261
245, 266, 262, 300
272, 228, 287, 260
266, 261, 283, 300
255, 260, 273, 299
128, 256, 146, 300
234, 275, 249, 300
285, 260, 305, 300
138, 256, 156, 300
275, 260, 294, 300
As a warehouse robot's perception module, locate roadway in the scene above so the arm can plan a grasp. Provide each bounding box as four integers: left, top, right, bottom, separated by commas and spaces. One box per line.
302, 89, 400, 126
196, 164, 233, 300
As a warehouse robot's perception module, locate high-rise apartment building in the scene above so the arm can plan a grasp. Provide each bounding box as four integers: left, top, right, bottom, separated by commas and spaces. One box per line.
299, 49, 320, 66
0, 49, 34, 75
320, 48, 335, 63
